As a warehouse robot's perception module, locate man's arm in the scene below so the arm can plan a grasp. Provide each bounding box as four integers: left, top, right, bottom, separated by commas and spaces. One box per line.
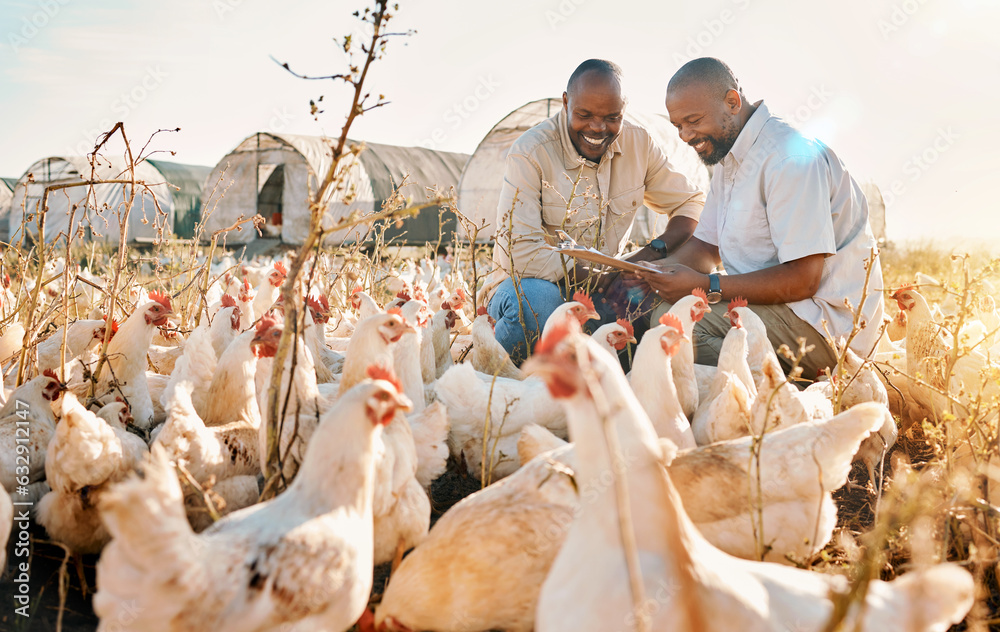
627, 129, 705, 263
494, 153, 566, 282
626, 215, 698, 263
636, 252, 825, 304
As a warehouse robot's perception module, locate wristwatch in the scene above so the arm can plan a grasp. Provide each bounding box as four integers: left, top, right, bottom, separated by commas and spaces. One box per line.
706, 273, 722, 304
647, 239, 667, 256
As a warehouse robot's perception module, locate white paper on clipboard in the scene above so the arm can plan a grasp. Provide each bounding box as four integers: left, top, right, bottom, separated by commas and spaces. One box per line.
545, 231, 652, 274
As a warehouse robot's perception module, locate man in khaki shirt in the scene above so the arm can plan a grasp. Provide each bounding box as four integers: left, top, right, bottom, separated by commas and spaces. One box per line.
486, 59, 706, 361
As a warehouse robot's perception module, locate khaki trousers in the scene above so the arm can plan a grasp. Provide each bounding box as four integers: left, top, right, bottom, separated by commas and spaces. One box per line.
649, 300, 839, 382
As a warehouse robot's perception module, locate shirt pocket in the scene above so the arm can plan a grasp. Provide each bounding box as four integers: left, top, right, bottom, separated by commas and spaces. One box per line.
721, 201, 777, 270
541, 203, 569, 228
607, 186, 643, 217
601, 187, 643, 249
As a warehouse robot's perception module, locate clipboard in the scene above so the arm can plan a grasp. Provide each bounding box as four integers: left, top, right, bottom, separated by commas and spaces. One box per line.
545, 231, 653, 274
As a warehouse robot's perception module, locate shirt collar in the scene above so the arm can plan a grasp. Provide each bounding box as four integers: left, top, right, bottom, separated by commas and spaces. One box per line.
557, 107, 623, 170
727, 100, 769, 166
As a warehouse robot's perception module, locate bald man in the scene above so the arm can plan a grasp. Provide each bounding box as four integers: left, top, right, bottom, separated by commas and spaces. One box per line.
484, 58, 706, 362
634, 57, 884, 379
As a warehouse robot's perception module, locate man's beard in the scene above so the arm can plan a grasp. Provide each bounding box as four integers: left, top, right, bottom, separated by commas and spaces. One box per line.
694, 117, 741, 166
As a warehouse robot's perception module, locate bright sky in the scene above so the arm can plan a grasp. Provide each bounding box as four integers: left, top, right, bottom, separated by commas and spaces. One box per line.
0, 0, 997, 244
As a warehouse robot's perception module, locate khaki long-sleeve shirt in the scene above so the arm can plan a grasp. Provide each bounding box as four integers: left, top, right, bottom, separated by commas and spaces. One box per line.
485, 108, 705, 298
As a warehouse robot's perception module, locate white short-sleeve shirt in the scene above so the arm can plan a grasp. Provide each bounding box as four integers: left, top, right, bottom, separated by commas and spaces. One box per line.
693, 101, 884, 356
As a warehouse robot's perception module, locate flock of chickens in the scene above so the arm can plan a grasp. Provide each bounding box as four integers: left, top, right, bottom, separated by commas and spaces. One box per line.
0, 252, 996, 631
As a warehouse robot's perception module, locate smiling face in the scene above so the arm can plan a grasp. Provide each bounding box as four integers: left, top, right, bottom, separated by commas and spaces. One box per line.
666, 81, 744, 166
563, 70, 626, 163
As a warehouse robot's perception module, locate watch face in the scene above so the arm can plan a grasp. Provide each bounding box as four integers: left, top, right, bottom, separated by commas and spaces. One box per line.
707, 291, 722, 304
650, 239, 666, 252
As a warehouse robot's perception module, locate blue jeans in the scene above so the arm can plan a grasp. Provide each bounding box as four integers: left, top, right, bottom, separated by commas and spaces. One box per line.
487, 277, 640, 363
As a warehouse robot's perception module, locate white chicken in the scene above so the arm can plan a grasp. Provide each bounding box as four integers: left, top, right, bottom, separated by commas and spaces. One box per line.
470, 307, 523, 380
629, 313, 696, 449
338, 312, 430, 566
253, 313, 333, 489
155, 377, 260, 530
894, 285, 998, 415
210, 294, 242, 359
591, 319, 635, 359
33, 318, 115, 376
202, 328, 260, 428
691, 306, 757, 445
94, 371, 410, 632
374, 445, 577, 632
436, 362, 567, 481
392, 301, 433, 413
0, 371, 64, 503
539, 290, 601, 337
98, 291, 173, 429
430, 307, 458, 379
37, 394, 148, 554
528, 321, 975, 632
251, 260, 287, 321
664, 288, 712, 419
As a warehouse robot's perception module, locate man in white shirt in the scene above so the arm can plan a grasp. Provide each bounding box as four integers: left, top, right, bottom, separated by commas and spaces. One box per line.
635, 57, 884, 379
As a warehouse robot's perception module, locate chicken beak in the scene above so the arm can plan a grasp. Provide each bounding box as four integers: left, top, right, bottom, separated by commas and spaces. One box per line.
394, 391, 413, 414
587, 310, 600, 321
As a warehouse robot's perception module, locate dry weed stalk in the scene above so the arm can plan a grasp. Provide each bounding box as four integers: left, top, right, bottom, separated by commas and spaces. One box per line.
260, 1, 455, 498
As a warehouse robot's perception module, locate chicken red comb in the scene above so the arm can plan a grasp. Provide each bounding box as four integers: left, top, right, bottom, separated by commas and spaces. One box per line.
396, 289, 412, 301
728, 296, 748, 310
476, 305, 488, 316
456, 288, 467, 300
255, 313, 281, 337
43, 368, 60, 381
221, 294, 237, 308
366, 364, 403, 393
892, 285, 915, 297
273, 261, 287, 276
659, 312, 683, 331
351, 284, 363, 295
571, 291, 595, 313
616, 318, 634, 339
535, 318, 578, 355
243, 278, 251, 290
691, 288, 707, 302
149, 291, 172, 311
110, 319, 119, 335
387, 307, 403, 317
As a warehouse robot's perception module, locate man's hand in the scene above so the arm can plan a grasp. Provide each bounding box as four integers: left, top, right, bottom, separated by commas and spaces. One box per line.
635, 263, 708, 303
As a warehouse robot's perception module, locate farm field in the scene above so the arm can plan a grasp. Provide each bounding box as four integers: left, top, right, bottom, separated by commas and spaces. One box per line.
0, 225, 997, 631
